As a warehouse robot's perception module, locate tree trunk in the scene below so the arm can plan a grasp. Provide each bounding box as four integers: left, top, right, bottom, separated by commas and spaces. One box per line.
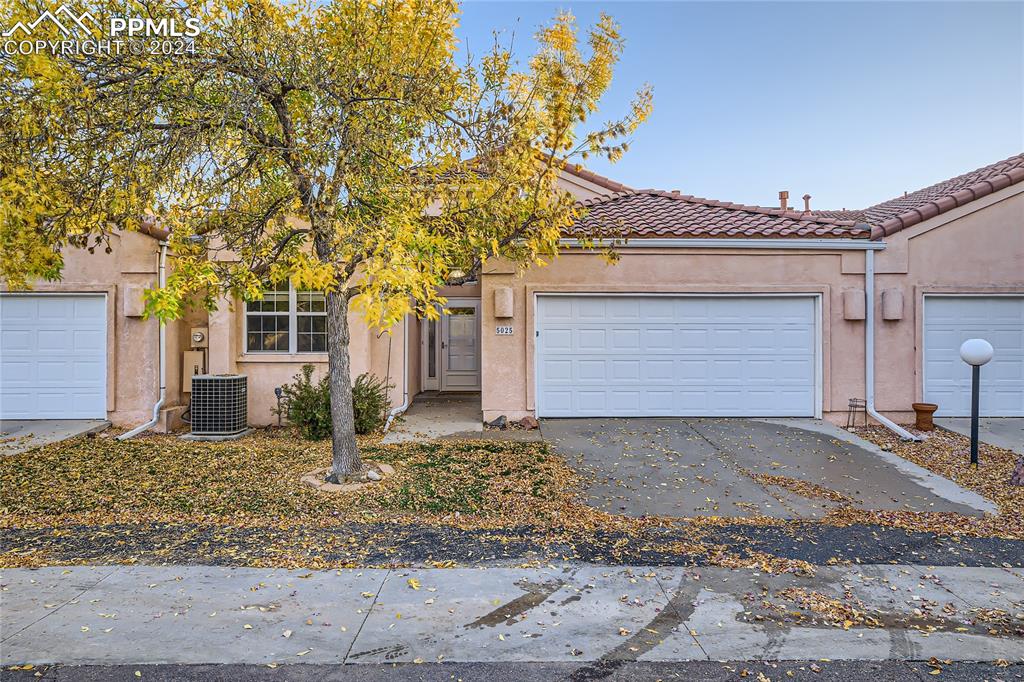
325, 289, 363, 479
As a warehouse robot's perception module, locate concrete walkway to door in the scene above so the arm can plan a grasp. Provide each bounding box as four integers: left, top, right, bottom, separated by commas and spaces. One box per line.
381, 393, 483, 444
542, 418, 995, 519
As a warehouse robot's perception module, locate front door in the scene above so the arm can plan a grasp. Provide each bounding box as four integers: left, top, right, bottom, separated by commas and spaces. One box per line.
441, 300, 481, 391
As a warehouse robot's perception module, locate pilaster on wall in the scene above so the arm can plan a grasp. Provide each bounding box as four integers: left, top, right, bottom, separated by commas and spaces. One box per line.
208, 295, 237, 375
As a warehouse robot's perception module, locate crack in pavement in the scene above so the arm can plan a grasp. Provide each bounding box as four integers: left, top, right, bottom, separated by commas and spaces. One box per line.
0, 566, 124, 644
343, 569, 392, 663
683, 420, 802, 517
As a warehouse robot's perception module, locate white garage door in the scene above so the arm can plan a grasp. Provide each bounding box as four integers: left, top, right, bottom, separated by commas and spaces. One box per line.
924, 296, 1024, 417
536, 295, 817, 417
0, 294, 107, 419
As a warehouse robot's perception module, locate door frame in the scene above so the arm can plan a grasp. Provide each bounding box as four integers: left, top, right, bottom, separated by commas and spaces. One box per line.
532, 292, 823, 418
420, 298, 481, 392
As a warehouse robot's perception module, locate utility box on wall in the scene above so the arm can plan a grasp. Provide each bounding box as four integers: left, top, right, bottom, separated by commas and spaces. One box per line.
122, 284, 146, 318
881, 289, 904, 320
842, 289, 866, 320
182, 351, 205, 392
494, 287, 514, 318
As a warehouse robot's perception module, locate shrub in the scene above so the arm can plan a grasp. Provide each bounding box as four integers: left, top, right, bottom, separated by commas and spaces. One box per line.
352, 372, 392, 435
277, 364, 331, 440
276, 365, 392, 439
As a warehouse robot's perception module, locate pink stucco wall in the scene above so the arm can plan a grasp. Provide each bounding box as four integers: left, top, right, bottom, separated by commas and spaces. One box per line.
1, 231, 195, 427
870, 186, 1024, 422
8, 178, 1018, 432
478, 247, 868, 423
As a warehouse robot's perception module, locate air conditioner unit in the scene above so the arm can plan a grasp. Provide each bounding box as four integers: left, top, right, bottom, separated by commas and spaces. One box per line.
189, 374, 248, 437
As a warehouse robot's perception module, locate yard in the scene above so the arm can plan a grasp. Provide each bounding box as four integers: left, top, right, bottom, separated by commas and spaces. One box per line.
0, 429, 602, 530
1, 422, 1022, 569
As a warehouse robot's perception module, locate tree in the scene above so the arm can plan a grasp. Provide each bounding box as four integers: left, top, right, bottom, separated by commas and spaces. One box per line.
0, 0, 651, 478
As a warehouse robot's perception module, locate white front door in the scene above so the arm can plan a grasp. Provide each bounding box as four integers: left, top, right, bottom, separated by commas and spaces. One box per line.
924, 295, 1024, 416
440, 300, 481, 391
0, 293, 108, 419
536, 294, 818, 417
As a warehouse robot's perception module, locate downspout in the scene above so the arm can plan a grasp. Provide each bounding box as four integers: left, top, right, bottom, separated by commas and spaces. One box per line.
864, 249, 921, 441
383, 313, 411, 433
118, 240, 168, 440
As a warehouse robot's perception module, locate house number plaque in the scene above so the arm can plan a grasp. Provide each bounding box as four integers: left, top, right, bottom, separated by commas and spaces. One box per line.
495, 325, 514, 335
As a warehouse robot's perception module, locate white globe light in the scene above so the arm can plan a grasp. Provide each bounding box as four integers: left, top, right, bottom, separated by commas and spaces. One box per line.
959, 338, 994, 366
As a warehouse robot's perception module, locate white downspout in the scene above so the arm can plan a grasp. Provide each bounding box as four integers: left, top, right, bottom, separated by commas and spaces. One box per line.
118, 241, 168, 441
864, 249, 921, 441
383, 313, 411, 433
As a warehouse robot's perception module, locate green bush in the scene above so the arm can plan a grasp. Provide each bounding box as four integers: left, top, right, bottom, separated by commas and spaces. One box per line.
276, 364, 392, 439
277, 365, 331, 440
352, 372, 392, 435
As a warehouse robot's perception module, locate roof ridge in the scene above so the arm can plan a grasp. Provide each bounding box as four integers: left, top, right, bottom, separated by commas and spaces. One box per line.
869, 151, 1024, 239
867, 152, 1024, 212
582, 188, 860, 227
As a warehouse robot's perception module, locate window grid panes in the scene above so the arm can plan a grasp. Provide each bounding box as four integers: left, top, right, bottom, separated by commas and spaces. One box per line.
246, 284, 328, 354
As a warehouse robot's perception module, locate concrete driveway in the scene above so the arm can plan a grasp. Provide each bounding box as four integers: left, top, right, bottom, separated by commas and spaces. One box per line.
935, 417, 1024, 455
0, 420, 109, 456
541, 418, 995, 519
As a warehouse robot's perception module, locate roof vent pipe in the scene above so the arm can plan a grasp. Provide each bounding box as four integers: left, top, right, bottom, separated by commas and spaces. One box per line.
778, 190, 789, 211
803, 194, 812, 212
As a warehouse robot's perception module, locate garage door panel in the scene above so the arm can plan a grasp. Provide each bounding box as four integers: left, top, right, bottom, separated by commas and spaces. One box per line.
924, 296, 1024, 417
537, 295, 817, 417
0, 294, 107, 419
612, 360, 641, 382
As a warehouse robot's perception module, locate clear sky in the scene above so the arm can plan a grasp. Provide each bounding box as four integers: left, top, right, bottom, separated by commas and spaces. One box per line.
456, 1, 1024, 210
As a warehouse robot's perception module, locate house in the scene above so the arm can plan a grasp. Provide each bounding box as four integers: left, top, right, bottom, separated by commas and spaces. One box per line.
1, 154, 1022, 431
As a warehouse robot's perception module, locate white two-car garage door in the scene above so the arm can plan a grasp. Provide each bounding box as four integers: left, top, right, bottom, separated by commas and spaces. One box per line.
536, 295, 818, 417
0, 294, 107, 419
924, 296, 1024, 417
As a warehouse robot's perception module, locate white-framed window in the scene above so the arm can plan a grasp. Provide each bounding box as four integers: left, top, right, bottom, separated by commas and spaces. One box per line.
245, 283, 328, 353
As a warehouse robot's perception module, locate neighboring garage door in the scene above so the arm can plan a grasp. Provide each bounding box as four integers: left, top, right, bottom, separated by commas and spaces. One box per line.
536, 295, 817, 417
0, 294, 107, 419
924, 296, 1024, 417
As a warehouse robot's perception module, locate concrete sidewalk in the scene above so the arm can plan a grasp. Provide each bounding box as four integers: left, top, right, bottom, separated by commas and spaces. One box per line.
936, 417, 1024, 455
2, 564, 1021, 667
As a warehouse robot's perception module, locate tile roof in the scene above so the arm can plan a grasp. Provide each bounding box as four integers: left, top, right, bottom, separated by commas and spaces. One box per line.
567, 190, 870, 240
818, 153, 1024, 240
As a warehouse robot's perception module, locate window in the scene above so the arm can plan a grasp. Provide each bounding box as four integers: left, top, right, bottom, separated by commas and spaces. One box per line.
246, 284, 328, 353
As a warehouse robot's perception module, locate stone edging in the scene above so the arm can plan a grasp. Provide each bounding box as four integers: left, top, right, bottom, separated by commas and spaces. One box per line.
301, 462, 395, 493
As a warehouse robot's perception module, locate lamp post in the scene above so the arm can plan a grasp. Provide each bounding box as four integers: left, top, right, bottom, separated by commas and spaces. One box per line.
958, 338, 994, 468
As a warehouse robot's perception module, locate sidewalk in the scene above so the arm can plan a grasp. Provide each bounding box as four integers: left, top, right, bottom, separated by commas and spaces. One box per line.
2, 564, 1022, 667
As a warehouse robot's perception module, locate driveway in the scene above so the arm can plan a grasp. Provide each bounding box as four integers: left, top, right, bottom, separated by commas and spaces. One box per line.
0, 419, 109, 456
935, 417, 1024, 455
542, 418, 994, 519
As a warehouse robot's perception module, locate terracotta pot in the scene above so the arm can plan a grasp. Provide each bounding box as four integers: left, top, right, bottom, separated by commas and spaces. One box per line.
912, 402, 939, 431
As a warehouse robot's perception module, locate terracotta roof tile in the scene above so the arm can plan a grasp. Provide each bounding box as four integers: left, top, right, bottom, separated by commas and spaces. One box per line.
818, 153, 1024, 239
567, 190, 870, 240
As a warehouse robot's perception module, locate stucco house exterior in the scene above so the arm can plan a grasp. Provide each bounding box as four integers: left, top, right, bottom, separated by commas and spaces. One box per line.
2, 153, 1022, 432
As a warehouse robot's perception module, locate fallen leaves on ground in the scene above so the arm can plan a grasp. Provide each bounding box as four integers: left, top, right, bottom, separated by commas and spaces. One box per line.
2, 424, 1023, 570
849, 426, 1023, 539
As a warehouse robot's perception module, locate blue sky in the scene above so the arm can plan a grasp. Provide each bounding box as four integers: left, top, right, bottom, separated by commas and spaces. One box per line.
456, 1, 1023, 210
